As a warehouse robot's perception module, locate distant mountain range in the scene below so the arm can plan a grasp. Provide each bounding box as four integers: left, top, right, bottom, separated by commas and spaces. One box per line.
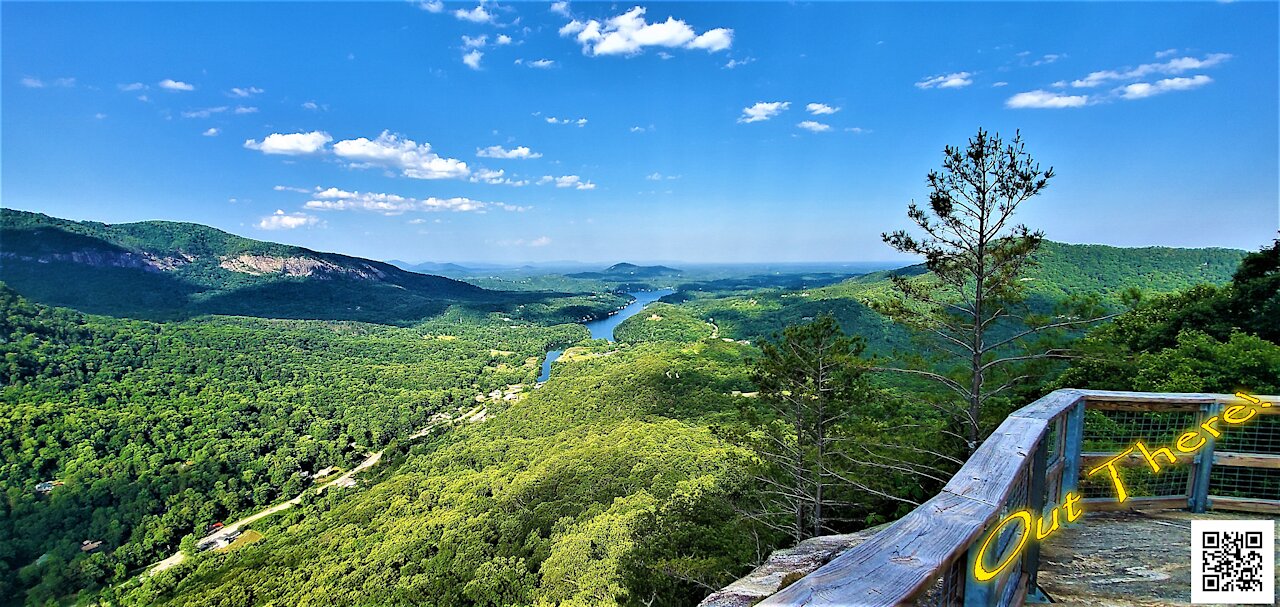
0, 209, 595, 324
566, 262, 684, 280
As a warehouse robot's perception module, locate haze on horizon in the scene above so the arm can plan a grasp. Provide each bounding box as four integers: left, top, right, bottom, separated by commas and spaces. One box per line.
3, 1, 1277, 264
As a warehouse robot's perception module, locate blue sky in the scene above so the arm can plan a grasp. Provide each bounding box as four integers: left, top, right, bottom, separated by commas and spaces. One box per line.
3, 1, 1277, 264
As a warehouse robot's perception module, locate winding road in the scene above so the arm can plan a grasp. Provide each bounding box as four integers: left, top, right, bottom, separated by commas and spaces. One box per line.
147, 415, 451, 575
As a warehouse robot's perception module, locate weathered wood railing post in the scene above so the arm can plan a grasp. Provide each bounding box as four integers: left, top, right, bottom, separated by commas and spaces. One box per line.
1188, 401, 1222, 513
1023, 438, 1050, 603
1061, 400, 1085, 526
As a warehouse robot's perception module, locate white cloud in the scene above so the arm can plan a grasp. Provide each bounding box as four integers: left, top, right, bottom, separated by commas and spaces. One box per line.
1154, 48, 1179, 58
463, 50, 484, 70
470, 168, 527, 185
1070, 53, 1230, 88
228, 86, 263, 97
496, 34, 513, 45
300, 187, 524, 214
529, 236, 552, 247
182, 106, 228, 118
560, 6, 733, 56
550, 1, 570, 16
540, 175, 595, 189
915, 71, 974, 89
724, 57, 755, 69
992, 81, 1009, 87
527, 59, 556, 68
332, 131, 470, 179
646, 172, 679, 180
806, 103, 840, 115
302, 101, 325, 111
273, 185, 312, 193
738, 101, 789, 123
463, 34, 488, 48
234, 106, 258, 114
119, 82, 146, 91
244, 131, 333, 155
159, 78, 195, 92
257, 210, 320, 230
21, 76, 75, 88
203, 128, 220, 137
477, 145, 542, 159
545, 116, 587, 126
797, 121, 831, 132
1005, 90, 1089, 109
94, 113, 108, 120
845, 127, 869, 134
454, 5, 494, 23
417, 0, 443, 12
629, 125, 648, 133
1116, 75, 1213, 99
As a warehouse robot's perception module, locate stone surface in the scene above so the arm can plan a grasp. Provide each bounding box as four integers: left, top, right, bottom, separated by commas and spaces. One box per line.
1039, 509, 1279, 606
698, 526, 887, 607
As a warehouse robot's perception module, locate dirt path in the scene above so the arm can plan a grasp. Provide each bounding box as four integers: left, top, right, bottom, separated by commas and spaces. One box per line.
148, 415, 449, 575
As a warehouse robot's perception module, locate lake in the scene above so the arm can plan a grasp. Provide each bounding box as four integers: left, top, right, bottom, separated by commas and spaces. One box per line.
537, 289, 674, 383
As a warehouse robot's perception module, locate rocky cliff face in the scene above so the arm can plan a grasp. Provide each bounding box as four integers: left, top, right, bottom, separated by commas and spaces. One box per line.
0, 250, 192, 272
698, 526, 886, 607
217, 254, 388, 280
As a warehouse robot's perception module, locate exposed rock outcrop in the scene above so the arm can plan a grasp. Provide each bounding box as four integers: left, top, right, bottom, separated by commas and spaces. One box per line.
217, 255, 388, 280
698, 525, 887, 607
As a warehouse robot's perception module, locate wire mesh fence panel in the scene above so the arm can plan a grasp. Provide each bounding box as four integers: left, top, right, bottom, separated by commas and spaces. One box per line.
1078, 460, 1192, 499
1082, 409, 1197, 452
1209, 465, 1280, 501
1217, 414, 1280, 455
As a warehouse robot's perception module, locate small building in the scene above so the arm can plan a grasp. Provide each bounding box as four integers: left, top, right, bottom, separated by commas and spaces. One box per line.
80, 540, 104, 553
34, 480, 64, 494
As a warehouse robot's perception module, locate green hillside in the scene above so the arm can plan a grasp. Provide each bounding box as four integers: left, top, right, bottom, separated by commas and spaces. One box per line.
670, 241, 1246, 349
0, 209, 623, 325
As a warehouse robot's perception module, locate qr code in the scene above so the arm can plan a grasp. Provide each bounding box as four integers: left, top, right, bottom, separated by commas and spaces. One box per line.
1192, 519, 1275, 604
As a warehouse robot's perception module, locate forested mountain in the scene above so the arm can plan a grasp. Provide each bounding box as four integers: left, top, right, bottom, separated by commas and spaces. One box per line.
566, 262, 684, 280
0, 284, 588, 604
671, 241, 1246, 348
0, 209, 622, 325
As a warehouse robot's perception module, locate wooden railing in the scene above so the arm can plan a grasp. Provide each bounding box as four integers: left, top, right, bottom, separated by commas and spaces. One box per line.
757, 389, 1280, 607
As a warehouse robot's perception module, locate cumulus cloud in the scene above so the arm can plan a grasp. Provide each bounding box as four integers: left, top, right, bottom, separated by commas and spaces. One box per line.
257, 210, 320, 230
724, 57, 755, 69
119, 82, 147, 91
527, 59, 556, 68
332, 131, 470, 180
496, 34, 513, 45
477, 145, 542, 159
228, 86, 263, 97
454, 4, 493, 23
1154, 48, 1179, 58
300, 187, 524, 214
797, 120, 831, 132
550, 1, 570, 16
159, 79, 195, 91
244, 131, 334, 155
463, 34, 488, 48
1069, 53, 1230, 88
560, 6, 733, 56
1116, 75, 1213, 99
915, 72, 974, 89
539, 175, 595, 189
463, 50, 484, 70
1005, 90, 1089, 109
203, 128, 220, 137
806, 103, 840, 115
417, 0, 443, 12
738, 101, 789, 123
470, 168, 529, 186
234, 106, 258, 114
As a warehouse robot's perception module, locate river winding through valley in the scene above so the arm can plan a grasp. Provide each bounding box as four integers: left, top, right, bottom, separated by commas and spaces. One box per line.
537, 289, 674, 382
